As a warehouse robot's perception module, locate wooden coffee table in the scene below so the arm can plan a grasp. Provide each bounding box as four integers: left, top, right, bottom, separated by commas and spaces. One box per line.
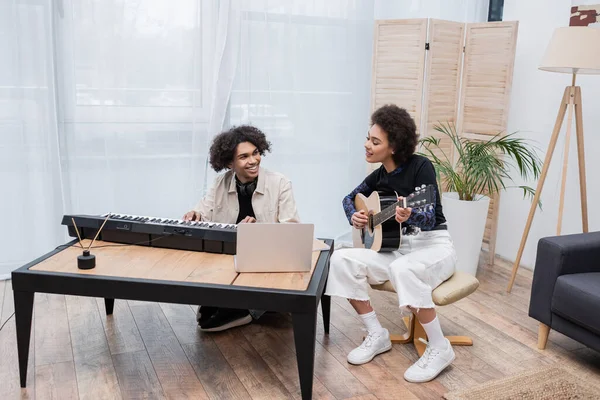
11, 238, 333, 400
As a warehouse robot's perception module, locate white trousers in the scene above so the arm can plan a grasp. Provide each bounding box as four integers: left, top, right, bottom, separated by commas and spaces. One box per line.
325, 230, 457, 316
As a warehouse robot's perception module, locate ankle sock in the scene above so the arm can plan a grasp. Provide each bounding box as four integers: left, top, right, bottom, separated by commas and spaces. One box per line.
359, 310, 383, 334
421, 316, 447, 349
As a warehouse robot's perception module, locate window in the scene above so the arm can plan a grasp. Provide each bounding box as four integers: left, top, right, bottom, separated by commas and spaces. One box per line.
488, 0, 504, 22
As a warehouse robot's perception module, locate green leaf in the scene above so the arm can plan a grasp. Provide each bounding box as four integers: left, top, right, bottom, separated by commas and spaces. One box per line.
417, 122, 542, 208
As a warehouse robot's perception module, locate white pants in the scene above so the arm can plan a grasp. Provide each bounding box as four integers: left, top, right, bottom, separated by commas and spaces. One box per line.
325, 230, 457, 316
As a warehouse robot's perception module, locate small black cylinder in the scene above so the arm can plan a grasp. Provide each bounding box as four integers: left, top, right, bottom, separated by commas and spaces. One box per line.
77, 250, 96, 270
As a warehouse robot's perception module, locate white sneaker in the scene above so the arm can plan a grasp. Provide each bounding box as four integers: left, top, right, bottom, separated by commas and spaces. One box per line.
404, 338, 455, 383
347, 328, 392, 365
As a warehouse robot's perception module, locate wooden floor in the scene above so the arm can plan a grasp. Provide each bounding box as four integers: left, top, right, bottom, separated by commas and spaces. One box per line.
1, 256, 599, 400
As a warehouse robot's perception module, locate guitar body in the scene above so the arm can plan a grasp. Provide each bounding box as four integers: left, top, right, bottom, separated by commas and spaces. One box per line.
352, 191, 402, 252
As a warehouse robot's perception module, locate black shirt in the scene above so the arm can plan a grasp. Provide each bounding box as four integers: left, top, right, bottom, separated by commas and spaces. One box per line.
236, 181, 256, 224
342, 154, 446, 230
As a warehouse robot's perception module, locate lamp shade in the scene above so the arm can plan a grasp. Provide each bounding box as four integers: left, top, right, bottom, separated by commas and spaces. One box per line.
539, 27, 600, 75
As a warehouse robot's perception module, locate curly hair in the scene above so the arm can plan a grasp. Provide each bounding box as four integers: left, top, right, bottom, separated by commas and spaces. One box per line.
209, 125, 272, 172
370, 104, 418, 165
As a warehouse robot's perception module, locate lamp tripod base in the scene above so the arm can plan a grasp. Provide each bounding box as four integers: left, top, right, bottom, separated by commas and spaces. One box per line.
507, 83, 588, 292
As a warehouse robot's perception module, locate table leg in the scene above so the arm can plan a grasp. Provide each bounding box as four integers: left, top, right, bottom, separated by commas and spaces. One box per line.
292, 311, 317, 400
320, 293, 331, 334
14, 291, 34, 388
104, 298, 115, 315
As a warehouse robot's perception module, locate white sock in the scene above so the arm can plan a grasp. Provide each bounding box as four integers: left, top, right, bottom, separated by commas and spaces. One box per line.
359, 310, 383, 334
421, 316, 447, 349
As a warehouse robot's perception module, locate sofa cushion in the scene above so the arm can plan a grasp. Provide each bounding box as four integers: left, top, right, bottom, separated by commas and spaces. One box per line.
551, 272, 600, 336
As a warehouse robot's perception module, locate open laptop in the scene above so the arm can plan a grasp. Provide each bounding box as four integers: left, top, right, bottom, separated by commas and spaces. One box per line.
234, 223, 314, 273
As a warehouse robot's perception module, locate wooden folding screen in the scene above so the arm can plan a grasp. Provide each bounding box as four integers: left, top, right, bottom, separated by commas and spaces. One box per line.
422, 19, 465, 160
458, 21, 518, 265
369, 19, 518, 264
369, 19, 427, 172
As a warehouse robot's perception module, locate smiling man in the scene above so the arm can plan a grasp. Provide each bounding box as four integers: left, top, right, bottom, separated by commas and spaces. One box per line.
183, 125, 300, 332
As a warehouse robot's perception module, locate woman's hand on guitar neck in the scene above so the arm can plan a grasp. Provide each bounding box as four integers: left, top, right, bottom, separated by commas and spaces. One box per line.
395, 197, 412, 224
351, 210, 368, 229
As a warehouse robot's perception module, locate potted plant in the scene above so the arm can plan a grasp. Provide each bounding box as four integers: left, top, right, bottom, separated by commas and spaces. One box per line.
419, 122, 541, 275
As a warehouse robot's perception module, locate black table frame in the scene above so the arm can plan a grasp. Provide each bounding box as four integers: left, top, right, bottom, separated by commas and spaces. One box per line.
11, 238, 333, 400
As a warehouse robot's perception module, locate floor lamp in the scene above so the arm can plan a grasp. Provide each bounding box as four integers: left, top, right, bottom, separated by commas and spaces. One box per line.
507, 27, 600, 293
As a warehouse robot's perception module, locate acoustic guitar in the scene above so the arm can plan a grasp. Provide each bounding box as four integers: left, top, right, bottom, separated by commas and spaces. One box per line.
352, 184, 436, 252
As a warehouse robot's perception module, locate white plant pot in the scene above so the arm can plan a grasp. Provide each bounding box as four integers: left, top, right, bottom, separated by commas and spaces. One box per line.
441, 192, 490, 276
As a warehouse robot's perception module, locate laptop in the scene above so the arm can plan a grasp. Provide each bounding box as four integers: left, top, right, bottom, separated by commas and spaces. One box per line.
234, 223, 314, 273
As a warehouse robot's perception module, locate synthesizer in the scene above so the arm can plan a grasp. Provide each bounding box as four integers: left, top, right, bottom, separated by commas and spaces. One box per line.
62, 213, 237, 254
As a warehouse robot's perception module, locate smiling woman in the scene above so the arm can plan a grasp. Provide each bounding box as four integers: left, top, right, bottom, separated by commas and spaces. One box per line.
328, 104, 457, 383
365, 105, 419, 173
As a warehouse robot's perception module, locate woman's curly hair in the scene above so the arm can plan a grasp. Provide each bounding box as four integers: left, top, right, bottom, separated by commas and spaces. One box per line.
371, 104, 418, 165
209, 125, 272, 172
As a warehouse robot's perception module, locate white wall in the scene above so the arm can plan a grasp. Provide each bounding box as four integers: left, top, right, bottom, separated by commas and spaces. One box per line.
496, 0, 600, 269
375, 0, 489, 22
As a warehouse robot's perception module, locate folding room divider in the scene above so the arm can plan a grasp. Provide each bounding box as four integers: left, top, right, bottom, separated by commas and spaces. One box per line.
369, 18, 518, 265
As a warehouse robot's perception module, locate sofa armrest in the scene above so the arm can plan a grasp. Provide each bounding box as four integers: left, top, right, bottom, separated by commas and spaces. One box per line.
529, 231, 600, 325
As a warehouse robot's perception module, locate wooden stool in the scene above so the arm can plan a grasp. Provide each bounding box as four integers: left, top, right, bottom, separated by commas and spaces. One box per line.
371, 270, 479, 356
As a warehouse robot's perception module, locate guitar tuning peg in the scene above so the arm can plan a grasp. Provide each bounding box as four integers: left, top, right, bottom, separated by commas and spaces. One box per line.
421, 184, 426, 189
415, 186, 419, 191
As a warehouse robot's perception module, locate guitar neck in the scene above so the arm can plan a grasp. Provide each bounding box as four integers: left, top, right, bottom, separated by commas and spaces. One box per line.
373, 198, 406, 227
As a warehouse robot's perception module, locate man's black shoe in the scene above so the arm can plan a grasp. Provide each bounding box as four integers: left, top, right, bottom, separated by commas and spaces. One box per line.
199, 308, 252, 332
196, 306, 218, 325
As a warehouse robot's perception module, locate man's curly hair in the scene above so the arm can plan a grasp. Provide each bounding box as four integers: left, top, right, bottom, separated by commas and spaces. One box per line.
371, 104, 418, 165
209, 125, 272, 172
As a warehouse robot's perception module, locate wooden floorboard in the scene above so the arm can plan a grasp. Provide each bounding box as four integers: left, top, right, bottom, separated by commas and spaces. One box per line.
262, 313, 373, 400
0, 280, 6, 323
35, 361, 79, 400
96, 298, 146, 356
2, 256, 600, 399
211, 328, 294, 399
242, 320, 336, 400
0, 312, 35, 399
128, 302, 209, 399
161, 302, 251, 400
65, 295, 121, 399
34, 293, 73, 367
112, 350, 165, 400
1, 279, 15, 326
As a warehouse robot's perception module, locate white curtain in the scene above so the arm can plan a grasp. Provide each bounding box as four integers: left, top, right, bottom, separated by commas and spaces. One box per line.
374, 0, 489, 22
0, 1, 64, 279
0, 0, 375, 278
0, 0, 233, 278
229, 0, 375, 240
55, 0, 220, 218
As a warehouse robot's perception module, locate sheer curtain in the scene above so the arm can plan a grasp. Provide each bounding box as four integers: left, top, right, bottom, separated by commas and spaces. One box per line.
0, 0, 237, 278
1, 0, 374, 278
374, 0, 489, 22
229, 0, 375, 240
0, 1, 64, 279
55, 0, 219, 218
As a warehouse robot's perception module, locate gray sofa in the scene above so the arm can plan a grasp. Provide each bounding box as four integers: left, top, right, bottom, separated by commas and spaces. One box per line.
529, 231, 600, 352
